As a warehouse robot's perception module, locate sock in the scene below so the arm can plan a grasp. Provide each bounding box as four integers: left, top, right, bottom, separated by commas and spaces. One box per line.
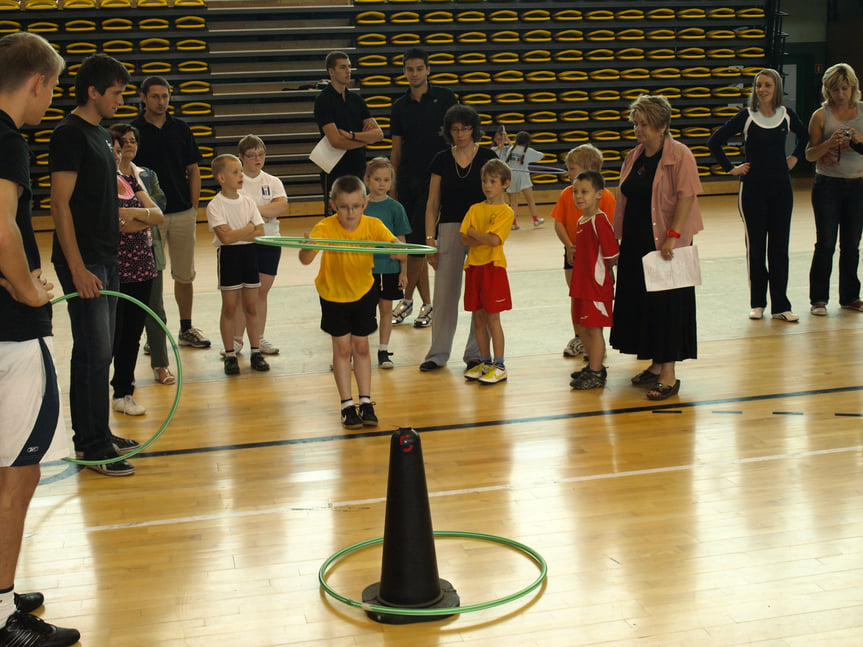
494, 357, 505, 369
379, 344, 388, 352
403, 298, 413, 306
225, 350, 236, 359
358, 395, 371, 404
250, 347, 260, 355
180, 319, 191, 332
480, 356, 491, 365
341, 398, 355, 409
0, 586, 14, 624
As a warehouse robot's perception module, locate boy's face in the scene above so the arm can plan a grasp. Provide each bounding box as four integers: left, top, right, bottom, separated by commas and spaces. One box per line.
566, 160, 584, 182
218, 159, 244, 192
572, 179, 602, 213
330, 189, 369, 231
241, 147, 265, 175
482, 172, 509, 202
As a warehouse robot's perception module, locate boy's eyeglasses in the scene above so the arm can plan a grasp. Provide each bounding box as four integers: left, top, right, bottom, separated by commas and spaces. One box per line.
243, 152, 266, 159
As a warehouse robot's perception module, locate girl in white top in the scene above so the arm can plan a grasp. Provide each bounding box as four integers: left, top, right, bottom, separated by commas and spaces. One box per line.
804, 63, 863, 314
231, 135, 288, 355
502, 130, 545, 229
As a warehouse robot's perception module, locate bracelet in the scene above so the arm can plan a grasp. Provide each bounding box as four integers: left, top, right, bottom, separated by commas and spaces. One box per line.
350, 131, 356, 140
425, 235, 435, 241
666, 228, 681, 238
144, 208, 150, 221
119, 218, 126, 227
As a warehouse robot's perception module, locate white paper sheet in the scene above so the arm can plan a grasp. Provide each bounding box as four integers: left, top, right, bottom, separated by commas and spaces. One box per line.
642, 245, 702, 292
309, 136, 346, 173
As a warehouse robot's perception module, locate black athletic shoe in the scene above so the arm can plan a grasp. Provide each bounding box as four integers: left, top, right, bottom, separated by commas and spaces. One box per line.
358, 402, 378, 427
419, 360, 442, 372
250, 352, 270, 372
85, 457, 136, 477
341, 405, 363, 430
224, 355, 240, 375
14, 592, 44, 613
0, 611, 80, 647
111, 434, 139, 455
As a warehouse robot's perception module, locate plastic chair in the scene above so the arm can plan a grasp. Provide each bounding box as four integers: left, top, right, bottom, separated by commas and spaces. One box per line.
141, 61, 172, 74
460, 93, 490, 105
455, 11, 484, 23
178, 60, 208, 73
0, 20, 20, 31
101, 18, 133, 31
527, 113, 557, 125
496, 112, 525, 125
360, 75, 392, 87
560, 130, 589, 142
391, 11, 419, 23
492, 93, 524, 105
356, 11, 385, 24
175, 16, 205, 29
178, 80, 210, 93
527, 91, 556, 103
460, 71, 491, 83
493, 70, 523, 83
455, 31, 483, 43
560, 110, 588, 122
27, 21, 59, 32
425, 32, 454, 44
103, 39, 133, 53
177, 39, 207, 51
66, 41, 97, 54
553, 10, 582, 21
365, 95, 391, 109
526, 70, 555, 83
423, 11, 452, 23
554, 50, 583, 62
621, 68, 650, 80
140, 38, 171, 52
490, 31, 519, 43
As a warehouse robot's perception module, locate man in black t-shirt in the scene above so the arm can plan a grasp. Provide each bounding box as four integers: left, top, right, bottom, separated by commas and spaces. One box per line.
313, 51, 382, 215
0, 31, 81, 646
50, 53, 138, 476
389, 47, 457, 329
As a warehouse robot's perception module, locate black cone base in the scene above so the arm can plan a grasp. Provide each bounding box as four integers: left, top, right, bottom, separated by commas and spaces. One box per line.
362, 579, 460, 624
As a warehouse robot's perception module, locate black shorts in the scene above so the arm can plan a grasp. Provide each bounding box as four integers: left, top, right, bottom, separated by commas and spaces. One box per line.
397, 175, 429, 245
374, 272, 404, 301
254, 242, 281, 276
320, 287, 378, 337
217, 244, 260, 290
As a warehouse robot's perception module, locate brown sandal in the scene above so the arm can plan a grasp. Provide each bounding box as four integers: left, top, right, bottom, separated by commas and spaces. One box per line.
647, 379, 680, 401
631, 369, 660, 386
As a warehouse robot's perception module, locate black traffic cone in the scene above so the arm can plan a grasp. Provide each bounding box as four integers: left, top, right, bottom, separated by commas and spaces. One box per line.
362, 428, 460, 624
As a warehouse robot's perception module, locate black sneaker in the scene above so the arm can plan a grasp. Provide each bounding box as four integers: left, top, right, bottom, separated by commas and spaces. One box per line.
86, 457, 136, 477
224, 355, 240, 375
111, 434, 139, 455
341, 405, 363, 430
250, 352, 270, 372
14, 592, 44, 613
377, 350, 393, 369
358, 402, 378, 427
0, 611, 80, 647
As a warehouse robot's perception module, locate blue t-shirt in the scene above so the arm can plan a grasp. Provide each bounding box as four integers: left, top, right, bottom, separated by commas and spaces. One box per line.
366, 196, 411, 274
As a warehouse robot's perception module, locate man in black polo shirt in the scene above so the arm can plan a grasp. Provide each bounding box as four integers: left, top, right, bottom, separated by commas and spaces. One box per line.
313, 50, 382, 215
132, 76, 209, 349
390, 47, 457, 329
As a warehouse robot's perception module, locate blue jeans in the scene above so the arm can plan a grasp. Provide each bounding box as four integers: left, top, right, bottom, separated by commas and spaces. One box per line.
809, 175, 863, 306
54, 262, 119, 458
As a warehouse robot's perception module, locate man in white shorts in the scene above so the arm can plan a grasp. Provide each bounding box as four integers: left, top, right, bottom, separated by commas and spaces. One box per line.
0, 31, 80, 646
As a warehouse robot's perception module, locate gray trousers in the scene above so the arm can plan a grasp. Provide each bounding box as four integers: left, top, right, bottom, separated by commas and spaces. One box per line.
423, 222, 480, 366
144, 270, 170, 368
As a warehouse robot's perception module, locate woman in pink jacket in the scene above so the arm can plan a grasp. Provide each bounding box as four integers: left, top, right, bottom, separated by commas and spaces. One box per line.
610, 95, 704, 401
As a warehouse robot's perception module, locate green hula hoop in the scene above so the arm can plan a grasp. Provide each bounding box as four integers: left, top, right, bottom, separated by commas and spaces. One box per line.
255, 236, 437, 255
319, 530, 548, 617
51, 289, 182, 465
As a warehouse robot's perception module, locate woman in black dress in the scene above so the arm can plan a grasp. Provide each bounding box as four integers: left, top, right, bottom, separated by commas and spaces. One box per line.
610, 95, 704, 400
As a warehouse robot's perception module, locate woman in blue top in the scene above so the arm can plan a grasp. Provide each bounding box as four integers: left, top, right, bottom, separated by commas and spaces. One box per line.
708, 69, 808, 322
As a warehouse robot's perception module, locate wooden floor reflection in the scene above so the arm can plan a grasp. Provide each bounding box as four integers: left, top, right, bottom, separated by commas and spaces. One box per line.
24, 187, 863, 646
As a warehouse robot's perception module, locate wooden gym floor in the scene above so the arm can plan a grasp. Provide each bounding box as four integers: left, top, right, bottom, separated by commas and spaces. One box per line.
24, 185, 863, 646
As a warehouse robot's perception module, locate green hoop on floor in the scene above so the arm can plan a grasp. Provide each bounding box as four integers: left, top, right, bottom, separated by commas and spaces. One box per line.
51, 289, 182, 465
255, 236, 437, 255
319, 530, 548, 616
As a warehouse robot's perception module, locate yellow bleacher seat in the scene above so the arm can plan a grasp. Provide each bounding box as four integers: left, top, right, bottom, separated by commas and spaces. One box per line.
707, 29, 737, 39
66, 41, 97, 54
494, 92, 524, 104
737, 8, 765, 18
423, 11, 452, 23
113, 105, 138, 119
102, 18, 134, 31
677, 8, 706, 19
712, 66, 742, 78
531, 174, 560, 185
428, 72, 457, 84
490, 52, 518, 64
713, 86, 745, 98
646, 48, 676, 60
554, 29, 583, 42
585, 9, 613, 20
453, 32, 480, 43
460, 71, 491, 83
63, 0, 96, 7
357, 33, 386, 46
651, 67, 682, 79
588, 69, 619, 81
199, 188, 216, 202
711, 163, 730, 175
456, 11, 484, 23
559, 90, 588, 102
100, 0, 131, 6
358, 54, 388, 67
391, 11, 419, 23
678, 27, 706, 39
491, 31, 519, 43
590, 90, 621, 101
600, 149, 621, 161
493, 70, 524, 82
181, 102, 211, 116
682, 107, 711, 119
175, 0, 205, 4
561, 130, 589, 142
27, 21, 59, 32
620, 128, 637, 139
36, 175, 50, 188
141, 61, 171, 74
557, 70, 587, 82
496, 112, 525, 124
560, 110, 588, 121
522, 49, 551, 63
527, 114, 557, 125
175, 16, 205, 29
0, 20, 20, 32
590, 130, 621, 141
367, 138, 391, 151
616, 28, 645, 40
35, 152, 50, 164
190, 125, 213, 137
177, 39, 207, 51
65, 19, 95, 31
713, 106, 741, 117
646, 8, 675, 20
677, 47, 706, 59
554, 49, 583, 62
655, 87, 682, 99
708, 7, 736, 19
585, 49, 614, 61
138, 0, 169, 6
391, 33, 420, 45
122, 83, 137, 96
0, 0, 20, 9
616, 9, 644, 20
621, 68, 650, 80
525, 70, 555, 82
616, 48, 644, 60
140, 38, 171, 51
522, 10, 550, 22
591, 109, 621, 121
646, 29, 676, 40
365, 95, 391, 109
456, 53, 484, 65
689, 145, 711, 157
51, 85, 62, 98
737, 28, 765, 39
178, 80, 210, 93
23, 0, 57, 8
585, 29, 614, 41
553, 10, 581, 21
360, 74, 392, 86
707, 48, 736, 59
103, 40, 133, 53
460, 93, 490, 105
601, 169, 620, 182
356, 11, 386, 25
527, 91, 556, 103
682, 127, 712, 138
489, 10, 517, 22
33, 129, 52, 143
738, 47, 766, 58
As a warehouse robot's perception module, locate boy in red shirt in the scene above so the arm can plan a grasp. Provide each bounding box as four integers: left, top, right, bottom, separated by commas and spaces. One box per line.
568, 170, 619, 390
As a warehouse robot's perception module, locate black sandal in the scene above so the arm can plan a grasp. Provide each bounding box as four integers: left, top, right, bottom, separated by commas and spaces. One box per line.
647, 380, 680, 401
631, 369, 660, 386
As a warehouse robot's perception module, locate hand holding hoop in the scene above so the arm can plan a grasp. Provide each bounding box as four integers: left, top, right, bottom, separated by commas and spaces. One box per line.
256, 236, 438, 255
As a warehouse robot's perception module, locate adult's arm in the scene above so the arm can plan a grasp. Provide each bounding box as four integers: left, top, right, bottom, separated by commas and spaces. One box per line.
0, 179, 52, 306
187, 162, 201, 207
424, 173, 442, 269
804, 107, 847, 162
707, 109, 750, 176
323, 122, 365, 151
50, 170, 102, 298
390, 135, 404, 200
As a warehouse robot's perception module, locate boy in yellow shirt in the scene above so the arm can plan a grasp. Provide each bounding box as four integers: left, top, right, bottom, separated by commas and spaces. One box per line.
460, 159, 514, 384
299, 175, 401, 429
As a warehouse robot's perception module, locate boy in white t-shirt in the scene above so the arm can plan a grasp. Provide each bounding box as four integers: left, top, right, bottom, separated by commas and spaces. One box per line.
206, 154, 268, 375
232, 135, 288, 356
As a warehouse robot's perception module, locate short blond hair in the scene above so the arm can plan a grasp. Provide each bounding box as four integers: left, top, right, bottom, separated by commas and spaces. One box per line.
0, 32, 64, 94
628, 94, 673, 136
821, 63, 861, 107
212, 153, 241, 179
330, 174, 367, 200
565, 144, 604, 171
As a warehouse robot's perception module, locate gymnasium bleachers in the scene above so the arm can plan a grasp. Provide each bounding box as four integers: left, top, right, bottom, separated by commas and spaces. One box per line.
14, 0, 783, 221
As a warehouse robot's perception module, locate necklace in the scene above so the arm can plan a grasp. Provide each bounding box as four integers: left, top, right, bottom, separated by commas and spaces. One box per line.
454, 144, 477, 179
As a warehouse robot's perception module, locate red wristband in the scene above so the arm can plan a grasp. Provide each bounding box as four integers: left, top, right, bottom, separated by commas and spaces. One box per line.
666, 228, 681, 239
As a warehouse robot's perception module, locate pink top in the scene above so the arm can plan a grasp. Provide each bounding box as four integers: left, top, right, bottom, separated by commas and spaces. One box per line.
613, 136, 704, 248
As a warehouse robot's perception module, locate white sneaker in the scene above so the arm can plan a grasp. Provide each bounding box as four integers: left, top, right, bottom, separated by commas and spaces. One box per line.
463, 362, 487, 381
112, 395, 146, 416
533, 217, 545, 227
772, 311, 799, 322
563, 337, 584, 357
258, 338, 280, 355
749, 307, 764, 320
392, 299, 413, 325
478, 364, 507, 384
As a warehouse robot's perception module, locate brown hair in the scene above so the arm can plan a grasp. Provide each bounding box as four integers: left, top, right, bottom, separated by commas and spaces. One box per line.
748, 68, 784, 111
330, 174, 367, 200
481, 158, 511, 184
237, 134, 266, 157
